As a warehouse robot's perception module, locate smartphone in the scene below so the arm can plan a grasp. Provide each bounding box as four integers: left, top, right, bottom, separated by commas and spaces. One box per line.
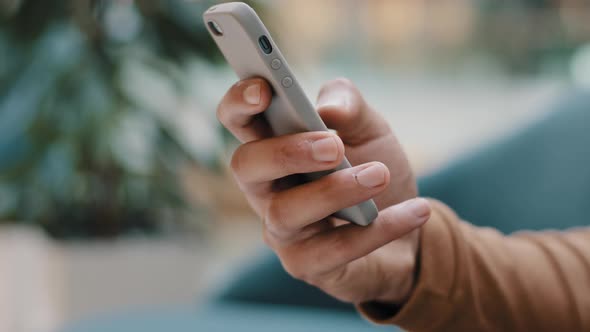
203, 2, 378, 226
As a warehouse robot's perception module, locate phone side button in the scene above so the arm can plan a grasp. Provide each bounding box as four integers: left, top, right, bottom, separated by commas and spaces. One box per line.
281, 76, 293, 88
271, 58, 282, 70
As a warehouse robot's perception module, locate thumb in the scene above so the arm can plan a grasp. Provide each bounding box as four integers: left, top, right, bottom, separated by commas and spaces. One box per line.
316, 78, 391, 146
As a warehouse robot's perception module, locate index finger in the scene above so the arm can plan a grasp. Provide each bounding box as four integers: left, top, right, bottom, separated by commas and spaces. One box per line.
217, 78, 274, 143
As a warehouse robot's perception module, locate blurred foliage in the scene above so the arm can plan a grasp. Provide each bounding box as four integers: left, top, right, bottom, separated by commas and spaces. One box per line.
0, 0, 235, 238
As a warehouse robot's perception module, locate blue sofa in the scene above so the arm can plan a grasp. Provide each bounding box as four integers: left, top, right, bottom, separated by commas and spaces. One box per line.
62, 91, 590, 332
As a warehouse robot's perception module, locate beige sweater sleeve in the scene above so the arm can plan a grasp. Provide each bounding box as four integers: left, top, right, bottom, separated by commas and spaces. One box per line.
358, 200, 590, 331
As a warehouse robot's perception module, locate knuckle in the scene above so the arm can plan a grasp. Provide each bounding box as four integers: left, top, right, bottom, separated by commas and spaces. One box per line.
265, 195, 291, 234
229, 145, 246, 176
216, 82, 242, 123
262, 227, 276, 248
215, 103, 229, 125
216, 80, 252, 125
281, 254, 310, 282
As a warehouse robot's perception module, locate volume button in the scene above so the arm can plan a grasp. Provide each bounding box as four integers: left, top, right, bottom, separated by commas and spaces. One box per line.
271, 58, 282, 70
281, 76, 293, 88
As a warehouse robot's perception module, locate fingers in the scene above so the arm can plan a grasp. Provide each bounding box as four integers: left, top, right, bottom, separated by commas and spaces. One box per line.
275, 198, 431, 282
217, 78, 274, 142
316, 78, 391, 146
264, 162, 390, 239
231, 131, 344, 186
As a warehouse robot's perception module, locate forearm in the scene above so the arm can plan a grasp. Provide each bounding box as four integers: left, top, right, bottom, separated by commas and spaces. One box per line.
359, 200, 590, 331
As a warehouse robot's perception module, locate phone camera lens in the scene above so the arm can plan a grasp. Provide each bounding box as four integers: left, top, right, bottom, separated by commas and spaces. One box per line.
208, 21, 223, 36
258, 36, 273, 54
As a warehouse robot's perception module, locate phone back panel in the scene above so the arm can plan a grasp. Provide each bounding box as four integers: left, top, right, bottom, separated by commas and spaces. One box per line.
203, 2, 378, 226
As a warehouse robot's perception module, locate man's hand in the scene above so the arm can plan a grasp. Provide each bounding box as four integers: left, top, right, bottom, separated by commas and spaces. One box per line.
216, 77, 431, 304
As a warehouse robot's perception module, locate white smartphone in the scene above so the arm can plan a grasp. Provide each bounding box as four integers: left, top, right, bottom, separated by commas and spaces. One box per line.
203, 2, 378, 226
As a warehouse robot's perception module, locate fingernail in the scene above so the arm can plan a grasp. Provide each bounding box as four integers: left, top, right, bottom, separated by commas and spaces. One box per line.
403, 198, 431, 220
311, 137, 339, 162
317, 94, 346, 109
243, 83, 261, 105
354, 163, 387, 188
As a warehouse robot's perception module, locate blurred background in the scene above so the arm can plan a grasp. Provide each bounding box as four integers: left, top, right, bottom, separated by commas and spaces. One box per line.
0, 0, 589, 331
